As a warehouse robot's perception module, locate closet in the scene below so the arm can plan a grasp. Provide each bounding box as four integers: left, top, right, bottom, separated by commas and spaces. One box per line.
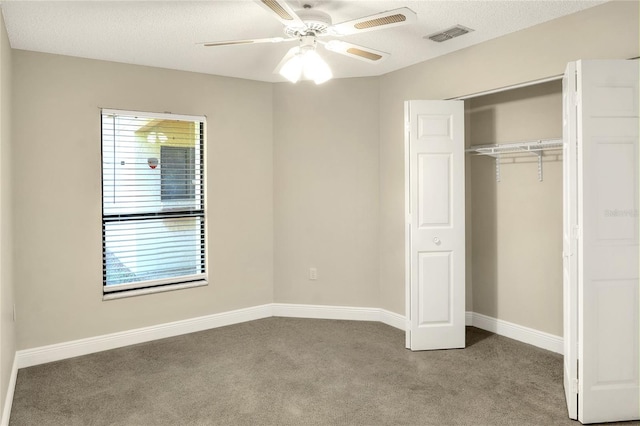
465, 60, 639, 423
403, 84, 561, 351
405, 60, 639, 423
404, 84, 563, 351
465, 79, 564, 340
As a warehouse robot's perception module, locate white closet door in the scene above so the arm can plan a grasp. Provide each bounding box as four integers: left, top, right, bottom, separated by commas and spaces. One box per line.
562, 62, 579, 420
404, 100, 465, 351
577, 60, 639, 423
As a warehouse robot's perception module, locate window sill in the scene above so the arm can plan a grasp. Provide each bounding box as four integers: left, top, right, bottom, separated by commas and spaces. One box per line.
102, 280, 208, 301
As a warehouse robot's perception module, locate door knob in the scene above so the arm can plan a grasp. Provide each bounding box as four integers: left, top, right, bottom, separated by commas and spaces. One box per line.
433, 237, 441, 245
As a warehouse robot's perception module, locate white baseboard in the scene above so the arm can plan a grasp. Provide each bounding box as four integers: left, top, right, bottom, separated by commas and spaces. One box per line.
379, 309, 405, 330
469, 312, 563, 354
272, 303, 380, 322
5, 304, 564, 425
17, 303, 392, 369
14, 305, 563, 372
16, 304, 273, 369
271, 303, 405, 331
383, 310, 561, 354
271, 306, 562, 354
465, 311, 473, 326
1, 356, 17, 426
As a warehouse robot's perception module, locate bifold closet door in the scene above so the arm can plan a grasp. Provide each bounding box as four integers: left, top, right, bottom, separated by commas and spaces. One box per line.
574, 60, 639, 423
404, 100, 465, 351
562, 61, 579, 420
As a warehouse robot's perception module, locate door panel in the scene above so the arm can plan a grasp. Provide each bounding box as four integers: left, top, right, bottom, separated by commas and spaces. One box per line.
594, 141, 637, 241
578, 59, 639, 423
417, 252, 452, 324
405, 100, 465, 351
593, 280, 638, 383
418, 154, 451, 226
562, 61, 578, 420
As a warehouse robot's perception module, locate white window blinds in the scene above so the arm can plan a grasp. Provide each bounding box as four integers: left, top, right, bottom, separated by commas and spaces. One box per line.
101, 109, 206, 294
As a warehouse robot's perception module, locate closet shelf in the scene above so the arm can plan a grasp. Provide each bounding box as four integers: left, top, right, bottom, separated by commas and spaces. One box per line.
465, 138, 563, 157
465, 138, 564, 182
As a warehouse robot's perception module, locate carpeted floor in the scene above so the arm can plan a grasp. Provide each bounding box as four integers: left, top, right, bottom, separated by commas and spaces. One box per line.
7, 317, 629, 425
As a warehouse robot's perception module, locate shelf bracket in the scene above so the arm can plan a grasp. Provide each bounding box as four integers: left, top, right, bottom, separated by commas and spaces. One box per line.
536, 152, 543, 181
496, 155, 501, 182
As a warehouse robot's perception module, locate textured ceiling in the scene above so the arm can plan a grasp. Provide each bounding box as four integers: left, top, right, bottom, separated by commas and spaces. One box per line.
1, 0, 606, 83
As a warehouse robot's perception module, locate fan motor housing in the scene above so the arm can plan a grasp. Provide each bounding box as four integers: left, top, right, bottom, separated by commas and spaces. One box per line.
284, 9, 332, 37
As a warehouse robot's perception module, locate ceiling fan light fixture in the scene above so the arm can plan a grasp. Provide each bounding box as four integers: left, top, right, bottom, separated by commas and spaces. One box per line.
303, 50, 332, 84
278, 44, 332, 85
279, 51, 304, 83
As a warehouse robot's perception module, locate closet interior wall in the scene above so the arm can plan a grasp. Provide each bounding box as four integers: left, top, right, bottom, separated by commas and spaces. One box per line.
467, 80, 563, 336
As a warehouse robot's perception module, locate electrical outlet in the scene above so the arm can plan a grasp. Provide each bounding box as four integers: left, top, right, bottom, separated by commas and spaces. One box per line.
309, 267, 318, 280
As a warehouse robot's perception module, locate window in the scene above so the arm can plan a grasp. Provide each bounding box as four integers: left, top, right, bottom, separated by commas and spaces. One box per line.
101, 109, 206, 297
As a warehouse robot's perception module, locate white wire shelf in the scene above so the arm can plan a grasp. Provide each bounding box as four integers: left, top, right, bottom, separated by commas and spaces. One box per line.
466, 138, 563, 157
466, 138, 564, 182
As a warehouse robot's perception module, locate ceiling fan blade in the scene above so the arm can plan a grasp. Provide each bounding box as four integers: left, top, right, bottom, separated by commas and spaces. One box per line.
201, 37, 293, 47
330, 7, 417, 36
255, 0, 305, 27
322, 40, 389, 63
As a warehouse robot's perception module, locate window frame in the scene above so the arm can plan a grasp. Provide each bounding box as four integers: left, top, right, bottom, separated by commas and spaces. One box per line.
100, 109, 207, 299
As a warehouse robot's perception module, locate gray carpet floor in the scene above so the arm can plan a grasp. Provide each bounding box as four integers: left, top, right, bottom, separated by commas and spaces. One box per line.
8, 317, 637, 425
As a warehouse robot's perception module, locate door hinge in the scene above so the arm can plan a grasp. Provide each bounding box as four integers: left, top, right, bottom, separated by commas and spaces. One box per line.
405, 122, 411, 133
571, 378, 579, 394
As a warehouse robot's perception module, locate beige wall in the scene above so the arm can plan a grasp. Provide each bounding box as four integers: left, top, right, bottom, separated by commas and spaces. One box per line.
5, 0, 640, 353
378, 0, 639, 331
468, 81, 563, 335
12, 51, 274, 349
0, 10, 14, 416
273, 78, 379, 307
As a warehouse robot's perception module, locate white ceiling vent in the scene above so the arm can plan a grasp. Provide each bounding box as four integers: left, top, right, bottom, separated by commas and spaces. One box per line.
425, 25, 474, 43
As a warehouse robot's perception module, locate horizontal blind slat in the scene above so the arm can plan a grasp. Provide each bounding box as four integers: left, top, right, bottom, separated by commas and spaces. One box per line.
103, 247, 205, 261
104, 237, 204, 248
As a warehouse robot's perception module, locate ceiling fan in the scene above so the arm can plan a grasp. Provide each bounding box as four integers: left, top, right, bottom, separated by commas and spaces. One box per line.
201, 0, 417, 84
